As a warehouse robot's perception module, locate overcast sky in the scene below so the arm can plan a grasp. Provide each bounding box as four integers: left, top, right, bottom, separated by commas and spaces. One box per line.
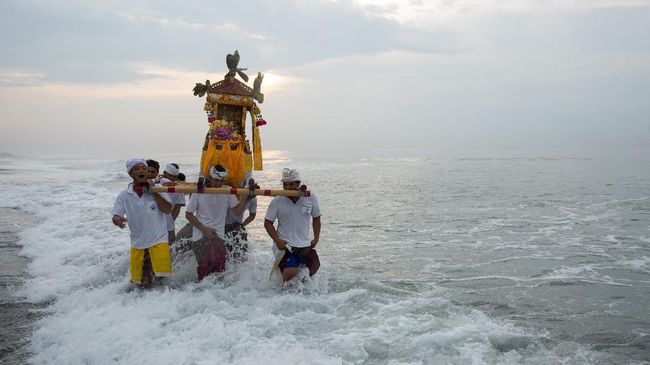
1, 0, 649, 158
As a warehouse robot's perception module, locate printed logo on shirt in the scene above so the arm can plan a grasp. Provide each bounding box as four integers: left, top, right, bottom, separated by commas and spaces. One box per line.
302, 201, 312, 215
149, 203, 157, 211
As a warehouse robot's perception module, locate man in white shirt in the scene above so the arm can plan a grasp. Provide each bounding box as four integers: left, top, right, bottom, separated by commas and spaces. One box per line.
264, 168, 321, 283
224, 177, 257, 262
158, 163, 186, 243
111, 158, 173, 288
185, 165, 254, 280
145, 159, 160, 180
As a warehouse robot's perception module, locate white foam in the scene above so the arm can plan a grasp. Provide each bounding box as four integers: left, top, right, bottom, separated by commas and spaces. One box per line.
618, 256, 650, 271
0, 157, 626, 364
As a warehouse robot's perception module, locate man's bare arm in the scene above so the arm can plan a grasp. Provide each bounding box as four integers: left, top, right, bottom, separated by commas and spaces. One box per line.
242, 212, 256, 227
153, 193, 172, 214
311, 216, 321, 248
185, 211, 215, 239
171, 204, 182, 220
264, 219, 286, 250
112, 215, 127, 229
231, 194, 250, 216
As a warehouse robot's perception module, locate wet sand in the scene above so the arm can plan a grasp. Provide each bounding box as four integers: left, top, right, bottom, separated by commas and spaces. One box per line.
0, 208, 42, 364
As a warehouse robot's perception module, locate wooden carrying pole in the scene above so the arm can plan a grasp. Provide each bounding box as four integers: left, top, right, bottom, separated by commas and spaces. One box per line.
149, 186, 310, 197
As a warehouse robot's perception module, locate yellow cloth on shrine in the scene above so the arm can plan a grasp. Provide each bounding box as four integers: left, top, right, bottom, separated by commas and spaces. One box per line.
201, 140, 245, 187
201, 139, 217, 177
244, 140, 253, 174
253, 127, 263, 171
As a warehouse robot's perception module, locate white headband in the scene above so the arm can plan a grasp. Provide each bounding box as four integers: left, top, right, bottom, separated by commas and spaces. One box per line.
164, 163, 179, 176
281, 168, 301, 182
209, 166, 229, 180
126, 158, 147, 173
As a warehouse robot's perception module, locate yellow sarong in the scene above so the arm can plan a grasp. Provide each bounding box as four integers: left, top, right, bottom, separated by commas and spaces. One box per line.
130, 243, 172, 284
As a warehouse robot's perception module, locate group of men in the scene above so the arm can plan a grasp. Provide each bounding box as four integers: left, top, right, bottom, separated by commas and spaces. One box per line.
111, 158, 321, 288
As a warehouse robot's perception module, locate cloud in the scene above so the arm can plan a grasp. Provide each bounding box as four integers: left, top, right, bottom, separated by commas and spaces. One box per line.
348, 0, 650, 26
1, 0, 648, 158
0, 62, 304, 102
256, 46, 650, 155
101, 6, 269, 40
0, 64, 197, 101
0, 0, 456, 85
0, 69, 47, 85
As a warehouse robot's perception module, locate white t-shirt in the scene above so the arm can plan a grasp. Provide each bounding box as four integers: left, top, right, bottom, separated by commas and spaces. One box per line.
226, 197, 257, 225
158, 178, 186, 231
265, 193, 321, 248
111, 183, 172, 249
186, 186, 239, 241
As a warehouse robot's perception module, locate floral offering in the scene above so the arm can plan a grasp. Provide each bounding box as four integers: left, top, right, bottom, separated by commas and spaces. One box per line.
210, 119, 240, 141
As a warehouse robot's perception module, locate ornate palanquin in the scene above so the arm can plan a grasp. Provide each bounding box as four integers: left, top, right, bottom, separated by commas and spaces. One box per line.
193, 50, 267, 187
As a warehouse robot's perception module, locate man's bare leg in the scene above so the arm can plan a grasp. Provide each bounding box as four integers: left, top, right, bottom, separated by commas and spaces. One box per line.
168, 231, 176, 244
141, 249, 153, 289
282, 267, 297, 282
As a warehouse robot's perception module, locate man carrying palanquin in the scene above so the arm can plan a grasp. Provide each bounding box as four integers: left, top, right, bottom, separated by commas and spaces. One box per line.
185, 165, 254, 280
158, 163, 186, 243
111, 158, 173, 288
224, 174, 257, 262
264, 168, 321, 283
145, 159, 160, 180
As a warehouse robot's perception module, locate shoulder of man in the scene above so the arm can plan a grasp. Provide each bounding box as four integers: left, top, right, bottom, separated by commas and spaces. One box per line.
187, 192, 201, 204
116, 189, 130, 199
269, 196, 283, 204
306, 192, 318, 202
266, 196, 281, 210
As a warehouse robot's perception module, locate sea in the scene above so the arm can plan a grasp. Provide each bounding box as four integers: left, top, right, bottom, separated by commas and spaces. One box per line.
0, 152, 648, 364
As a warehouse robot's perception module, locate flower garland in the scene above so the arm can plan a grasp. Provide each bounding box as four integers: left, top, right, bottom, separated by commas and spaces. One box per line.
252, 104, 268, 127
209, 119, 241, 141
255, 114, 267, 127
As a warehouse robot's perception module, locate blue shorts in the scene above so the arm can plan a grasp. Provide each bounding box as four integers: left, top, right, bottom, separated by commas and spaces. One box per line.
284, 251, 308, 269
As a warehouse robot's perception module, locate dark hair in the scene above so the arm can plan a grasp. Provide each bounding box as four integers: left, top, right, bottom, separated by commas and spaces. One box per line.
146, 159, 160, 171
171, 163, 179, 169
213, 164, 226, 172
176, 173, 186, 181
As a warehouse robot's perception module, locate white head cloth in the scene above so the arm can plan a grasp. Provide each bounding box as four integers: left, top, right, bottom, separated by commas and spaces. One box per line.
209, 166, 229, 180
281, 168, 301, 182
164, 163, 179, 176
240, 172, 253, 188
126, 158, 147, 173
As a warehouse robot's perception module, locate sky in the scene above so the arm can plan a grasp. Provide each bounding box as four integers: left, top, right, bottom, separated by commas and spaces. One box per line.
1, 0, 649, 159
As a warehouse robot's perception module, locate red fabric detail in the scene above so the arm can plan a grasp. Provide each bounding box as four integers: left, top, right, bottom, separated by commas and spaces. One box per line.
230, 188, 237, 194
167, 187, 176, 193
264, 190, 272, 196
196, 239, 226, 281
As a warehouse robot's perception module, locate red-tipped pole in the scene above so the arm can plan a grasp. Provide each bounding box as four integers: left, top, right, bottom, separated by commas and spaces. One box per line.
149, 185, 310, 197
